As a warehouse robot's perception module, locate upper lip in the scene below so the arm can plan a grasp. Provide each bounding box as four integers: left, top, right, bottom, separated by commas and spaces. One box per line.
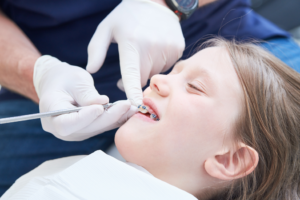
143, 98, 160, 119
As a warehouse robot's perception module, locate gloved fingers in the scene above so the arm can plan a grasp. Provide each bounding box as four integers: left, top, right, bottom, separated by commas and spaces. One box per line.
140, 62, 152, 88
100, 100, 132, 122
127, 40, 152, 87
161, 40, 185, 73
52, 104, 104, 138
118, 43, 143, 106
148, 47, 167, 78
81, 100, 132, 133
86, 22, 112, 74
74, 86, 109, 107
117, 105, 138, 124
117, 79, 144, 99
117, 79, 125, 92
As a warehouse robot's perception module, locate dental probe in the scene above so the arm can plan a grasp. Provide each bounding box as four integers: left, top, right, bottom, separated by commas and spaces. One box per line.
0, 103, 115, 125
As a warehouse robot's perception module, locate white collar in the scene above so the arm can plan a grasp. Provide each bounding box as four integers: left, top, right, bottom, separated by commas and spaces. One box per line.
124, 162, 154, 176
3, 151, 197, 200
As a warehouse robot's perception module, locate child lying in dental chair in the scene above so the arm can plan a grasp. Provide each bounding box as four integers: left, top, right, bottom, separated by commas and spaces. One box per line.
2, 37, 300, 200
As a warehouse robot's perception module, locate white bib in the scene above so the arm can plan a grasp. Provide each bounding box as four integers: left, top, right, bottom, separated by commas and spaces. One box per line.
2, 151, 197, 200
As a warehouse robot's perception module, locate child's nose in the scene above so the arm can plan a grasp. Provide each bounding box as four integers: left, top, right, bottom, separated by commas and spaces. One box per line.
150, 74, 170, 97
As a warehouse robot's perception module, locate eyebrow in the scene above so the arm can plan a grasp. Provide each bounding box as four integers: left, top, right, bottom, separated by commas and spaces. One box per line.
194, 66, 215, 94
199, 68, 211, 80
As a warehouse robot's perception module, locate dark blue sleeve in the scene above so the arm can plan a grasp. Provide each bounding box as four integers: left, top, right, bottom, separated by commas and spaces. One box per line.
181, 0, 289, 58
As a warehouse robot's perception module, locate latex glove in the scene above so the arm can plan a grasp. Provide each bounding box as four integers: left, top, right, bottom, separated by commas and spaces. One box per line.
87, 0, 185, 106
34, 55, 137, 141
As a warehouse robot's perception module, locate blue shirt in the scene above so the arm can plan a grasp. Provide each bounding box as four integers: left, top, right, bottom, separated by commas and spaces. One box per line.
0, 0, 289, 102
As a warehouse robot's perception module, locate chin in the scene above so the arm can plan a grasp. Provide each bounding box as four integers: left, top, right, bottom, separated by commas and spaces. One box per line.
115, 117, 157, 167
115, 119, 137, 162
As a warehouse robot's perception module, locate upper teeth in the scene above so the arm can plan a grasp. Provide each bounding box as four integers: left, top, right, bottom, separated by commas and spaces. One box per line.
138, 105, 149, 113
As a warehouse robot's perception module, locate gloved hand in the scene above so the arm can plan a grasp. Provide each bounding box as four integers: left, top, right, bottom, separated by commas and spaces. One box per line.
87, 0, 185, 106
34, 55, 137, 141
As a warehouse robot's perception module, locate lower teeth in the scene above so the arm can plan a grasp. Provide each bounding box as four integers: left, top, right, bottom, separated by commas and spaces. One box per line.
150, 113, 159, 121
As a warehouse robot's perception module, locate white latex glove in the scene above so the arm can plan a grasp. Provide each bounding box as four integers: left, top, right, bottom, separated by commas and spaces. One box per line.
87, 0, 185, 106
34, 55, 137, 141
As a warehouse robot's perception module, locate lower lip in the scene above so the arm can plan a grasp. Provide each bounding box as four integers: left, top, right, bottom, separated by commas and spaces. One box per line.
133, 113, 157, 123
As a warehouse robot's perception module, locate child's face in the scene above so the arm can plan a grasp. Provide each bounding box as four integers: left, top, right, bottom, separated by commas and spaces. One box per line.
116, 47, 243, 185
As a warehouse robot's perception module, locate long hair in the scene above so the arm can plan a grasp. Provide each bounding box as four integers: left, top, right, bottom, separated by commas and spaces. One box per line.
201, 37, 300, 200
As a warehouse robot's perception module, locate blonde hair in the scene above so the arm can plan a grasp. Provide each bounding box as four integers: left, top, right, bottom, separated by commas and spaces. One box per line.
200, 38, 300, 200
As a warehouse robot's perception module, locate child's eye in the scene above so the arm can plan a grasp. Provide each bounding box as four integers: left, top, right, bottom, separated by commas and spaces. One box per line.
188, 83, 202, 92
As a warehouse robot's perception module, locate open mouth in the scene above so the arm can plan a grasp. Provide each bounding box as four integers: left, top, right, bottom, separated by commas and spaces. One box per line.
138, 105, 160, 121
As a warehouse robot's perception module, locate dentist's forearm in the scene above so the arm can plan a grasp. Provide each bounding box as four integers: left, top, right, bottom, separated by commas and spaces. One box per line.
0, 11, 40, 103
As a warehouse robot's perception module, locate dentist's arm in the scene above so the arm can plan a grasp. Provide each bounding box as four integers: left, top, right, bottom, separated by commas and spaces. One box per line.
0, 10, 40, 103
87, 0, 217, 106
0, 10, 136, 141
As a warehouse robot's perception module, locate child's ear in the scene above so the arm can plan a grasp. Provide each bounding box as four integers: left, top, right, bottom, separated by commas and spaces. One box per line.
204, 143, 259, 181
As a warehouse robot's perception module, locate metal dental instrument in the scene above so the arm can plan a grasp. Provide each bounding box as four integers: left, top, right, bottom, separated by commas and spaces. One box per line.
0, 103, 115, 125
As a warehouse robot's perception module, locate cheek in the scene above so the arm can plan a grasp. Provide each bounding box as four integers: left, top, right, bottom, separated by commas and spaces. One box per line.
115, 118, 144, 162
153, 105, 196, 157
161, 99, 223, 154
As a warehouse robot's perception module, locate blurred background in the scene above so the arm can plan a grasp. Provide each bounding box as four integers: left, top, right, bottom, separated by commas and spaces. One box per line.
252, 0, 300, 44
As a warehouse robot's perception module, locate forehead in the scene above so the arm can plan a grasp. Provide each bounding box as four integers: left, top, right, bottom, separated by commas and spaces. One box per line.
187, 47, 233, 74
185, 47, 241, 91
